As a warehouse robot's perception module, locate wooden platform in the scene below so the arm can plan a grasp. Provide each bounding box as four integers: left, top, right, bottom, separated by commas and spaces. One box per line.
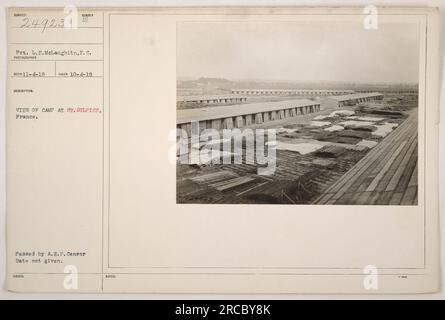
313, 111, 418, 205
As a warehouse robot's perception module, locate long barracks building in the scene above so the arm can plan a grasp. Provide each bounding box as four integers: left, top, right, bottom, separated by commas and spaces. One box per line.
321, 92, 384, 108
231, 89, 355, 96
177, 99, 321, 135
177, 94, 247, 107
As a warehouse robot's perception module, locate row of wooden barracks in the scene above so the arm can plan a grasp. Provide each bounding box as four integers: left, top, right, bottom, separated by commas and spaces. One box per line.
177, 91, 384, 135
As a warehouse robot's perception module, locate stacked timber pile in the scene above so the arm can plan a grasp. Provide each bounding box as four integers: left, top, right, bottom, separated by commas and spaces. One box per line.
242, 177, 317, 204
338, 130, 372, 140
343, 124, 375, 132
314, 145, 347, 158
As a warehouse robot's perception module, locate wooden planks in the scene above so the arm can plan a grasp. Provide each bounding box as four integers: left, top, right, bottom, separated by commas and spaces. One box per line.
209, 176, 255, 191
314, 111, 418, 205
190, 170, 237, 183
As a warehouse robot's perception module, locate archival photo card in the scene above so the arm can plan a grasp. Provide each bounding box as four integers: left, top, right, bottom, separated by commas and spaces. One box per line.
5, 7, 439, 294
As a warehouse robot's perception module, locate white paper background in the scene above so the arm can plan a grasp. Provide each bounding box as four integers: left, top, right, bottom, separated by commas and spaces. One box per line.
0, 0, 443, 299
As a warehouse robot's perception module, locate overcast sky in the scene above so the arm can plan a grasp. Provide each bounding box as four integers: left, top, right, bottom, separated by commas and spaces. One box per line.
177, 21, 419, 84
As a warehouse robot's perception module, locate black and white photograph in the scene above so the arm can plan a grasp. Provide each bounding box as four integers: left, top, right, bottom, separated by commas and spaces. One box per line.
176, 21, 419, 205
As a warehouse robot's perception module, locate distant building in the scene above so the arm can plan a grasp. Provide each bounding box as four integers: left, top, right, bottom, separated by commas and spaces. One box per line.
321, 92, 384, 108
231, 89, 355, 96
177, 94, 247, 107
176, 88, 204, 96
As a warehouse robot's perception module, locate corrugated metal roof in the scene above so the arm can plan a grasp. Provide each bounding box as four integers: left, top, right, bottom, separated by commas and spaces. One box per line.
177, 99, 319, 123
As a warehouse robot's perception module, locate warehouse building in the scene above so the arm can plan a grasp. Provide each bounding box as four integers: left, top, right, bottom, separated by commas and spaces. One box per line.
231, 89, 354, 96
321, 92, 384, 108
177, 94, 247, 107
177, 99, 321, 135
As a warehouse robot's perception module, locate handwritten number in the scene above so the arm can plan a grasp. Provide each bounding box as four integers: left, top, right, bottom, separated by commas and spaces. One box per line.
19, 17, 66, 33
